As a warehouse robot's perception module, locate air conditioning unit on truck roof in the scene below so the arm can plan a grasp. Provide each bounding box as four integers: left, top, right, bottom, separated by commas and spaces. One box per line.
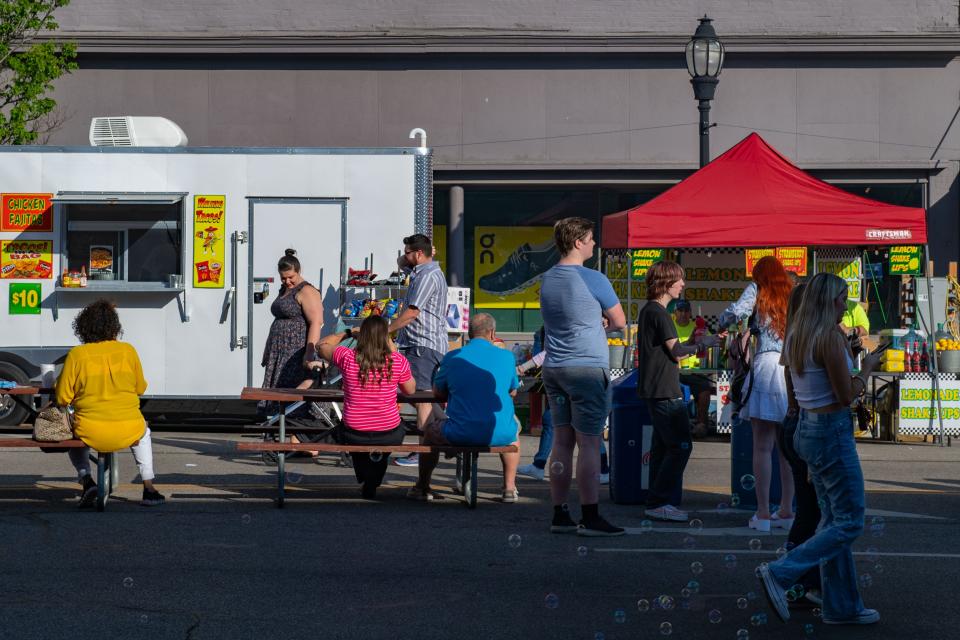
89, 116, 188, 147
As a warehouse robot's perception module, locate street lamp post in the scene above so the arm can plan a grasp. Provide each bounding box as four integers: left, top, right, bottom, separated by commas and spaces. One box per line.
685, 16, 725, 168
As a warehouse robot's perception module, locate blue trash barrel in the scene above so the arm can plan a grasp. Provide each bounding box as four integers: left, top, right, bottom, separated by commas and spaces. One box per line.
609, 370, 687, 506
729, 418, 783, 510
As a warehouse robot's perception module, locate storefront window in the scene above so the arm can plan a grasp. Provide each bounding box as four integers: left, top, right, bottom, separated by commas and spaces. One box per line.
62, 200, 183, 284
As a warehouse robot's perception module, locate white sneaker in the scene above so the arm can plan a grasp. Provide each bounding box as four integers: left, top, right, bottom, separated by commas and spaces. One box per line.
770, 513, 795, 530
599, 472, 610, 485
517, 463, 545, 481
645, 505, 688, 522
757, 563, 790, 622
749, 514, 772, 532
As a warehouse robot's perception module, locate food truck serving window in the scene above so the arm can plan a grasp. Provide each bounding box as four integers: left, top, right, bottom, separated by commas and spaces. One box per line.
57, 193, 185, 285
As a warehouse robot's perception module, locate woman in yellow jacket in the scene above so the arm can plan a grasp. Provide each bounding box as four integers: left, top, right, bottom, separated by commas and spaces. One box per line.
56, 300, 164, 508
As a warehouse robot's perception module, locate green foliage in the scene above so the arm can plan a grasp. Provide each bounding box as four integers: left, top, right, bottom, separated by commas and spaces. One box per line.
0, 0, 77, 144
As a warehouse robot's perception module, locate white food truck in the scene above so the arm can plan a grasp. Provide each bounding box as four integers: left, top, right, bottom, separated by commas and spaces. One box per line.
0, 131, 432, 425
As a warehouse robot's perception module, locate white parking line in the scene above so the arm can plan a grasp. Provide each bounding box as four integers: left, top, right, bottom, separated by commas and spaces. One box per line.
595, 548, 960, 559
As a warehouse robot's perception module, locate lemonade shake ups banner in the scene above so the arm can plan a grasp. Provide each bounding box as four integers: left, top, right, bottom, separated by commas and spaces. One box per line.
888, 245, 922, 275
818, 255, 862, 300
0, 194, 53, 232
0, 240, 53, 279
474, 226, 556, 309
193, 195, 225, 288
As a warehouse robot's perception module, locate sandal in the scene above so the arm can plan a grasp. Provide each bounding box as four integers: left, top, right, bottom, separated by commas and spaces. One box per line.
748, 513, 771, 532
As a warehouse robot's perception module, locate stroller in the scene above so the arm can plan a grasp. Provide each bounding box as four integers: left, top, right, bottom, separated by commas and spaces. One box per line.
258, 364, 351, 468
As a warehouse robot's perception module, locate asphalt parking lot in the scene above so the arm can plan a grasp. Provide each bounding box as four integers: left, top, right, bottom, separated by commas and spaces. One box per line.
2, 434, 958, 640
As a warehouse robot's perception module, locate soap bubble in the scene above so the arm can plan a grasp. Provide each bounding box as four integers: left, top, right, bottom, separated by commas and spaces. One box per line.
689, 518, 703, 532
369, 451, 383, 463
545, 593, 559, 609
730, 494, 741, 507
682, 536, 697, 549
640, 520, 653, 533
123, 577, 134, 588
708, 609, 722, 623
784, 541, 796, 551
804, 623, 815, 635
690, 561, 703, 575
717, 502, 729, 513
750, 612, 768, 626
614, 609, 626, 624
865, 546, 880, 563
812, 608, 821, 618
241, 514, 251, 525
724, 553, 738, 569
686, 580, 700, 595
749, 538, 762, 551
776, 546, 788, 559
637, 598, 650, 612
286, 471, 302, 484
658, 595, 675, 610
550, 461, 564, 475
139, 615, 148, 624
659, 622, 673, 636
507, 534, 522, 548
736, 597, 748, 609
680, 587, 692, 598
873, 563, 884, 574
869, 516, 886, 538
577, 546, 588, 558
740, 474, 756, 490
627, 439, 636, 447
736, 630, 749, 639
859, 573, 873, 589
785, 588, 797, 602
817, 498, 827, 510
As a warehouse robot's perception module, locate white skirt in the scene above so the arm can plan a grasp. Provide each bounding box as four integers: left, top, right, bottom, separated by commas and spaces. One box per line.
740, 350, 788, 423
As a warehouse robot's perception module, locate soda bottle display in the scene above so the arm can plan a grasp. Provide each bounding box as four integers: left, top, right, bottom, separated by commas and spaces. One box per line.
913, 341, 922, 373
920, 341, 929, 373
904, 341, 913, 372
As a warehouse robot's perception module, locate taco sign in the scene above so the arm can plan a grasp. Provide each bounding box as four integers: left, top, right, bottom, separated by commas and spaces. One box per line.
0, 194, 53, 232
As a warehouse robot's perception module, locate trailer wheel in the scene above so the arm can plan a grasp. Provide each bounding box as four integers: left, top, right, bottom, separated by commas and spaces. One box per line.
0, 361, 30, 426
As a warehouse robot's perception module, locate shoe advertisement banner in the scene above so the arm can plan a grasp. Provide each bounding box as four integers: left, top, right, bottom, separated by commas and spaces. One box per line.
475, 226, 557, 309
192, 195, 225, 288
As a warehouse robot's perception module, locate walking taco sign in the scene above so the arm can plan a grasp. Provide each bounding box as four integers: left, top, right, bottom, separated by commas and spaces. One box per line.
0, 194, 53, 232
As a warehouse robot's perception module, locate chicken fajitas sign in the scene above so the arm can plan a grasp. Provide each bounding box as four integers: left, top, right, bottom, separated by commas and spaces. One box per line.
0, 194, 53, 232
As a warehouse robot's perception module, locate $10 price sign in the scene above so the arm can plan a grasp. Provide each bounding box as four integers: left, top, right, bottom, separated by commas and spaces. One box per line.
9, 283, 41, 315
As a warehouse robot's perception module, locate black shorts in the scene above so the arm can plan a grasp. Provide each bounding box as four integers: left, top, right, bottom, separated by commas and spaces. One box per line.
679, 372, 713, 397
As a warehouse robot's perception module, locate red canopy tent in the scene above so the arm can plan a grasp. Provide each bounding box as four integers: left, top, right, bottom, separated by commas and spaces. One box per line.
601, 132, 927, 248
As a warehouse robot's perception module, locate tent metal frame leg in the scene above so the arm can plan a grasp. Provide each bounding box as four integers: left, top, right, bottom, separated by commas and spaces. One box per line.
923, 244, 946, 447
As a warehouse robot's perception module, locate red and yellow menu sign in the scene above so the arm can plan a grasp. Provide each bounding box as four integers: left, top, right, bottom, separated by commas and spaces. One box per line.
745, 247, 808, 277
193, 195, 225, 288
0, 240, 53, 279
0, 194, 53, 232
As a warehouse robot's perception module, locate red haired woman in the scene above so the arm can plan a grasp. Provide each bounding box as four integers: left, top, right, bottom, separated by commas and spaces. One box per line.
719, 255, 795, 532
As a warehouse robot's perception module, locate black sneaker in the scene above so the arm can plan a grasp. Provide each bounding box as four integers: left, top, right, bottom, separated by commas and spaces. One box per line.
577, 516, 626, 537
550, 507, 579, 534
478, 243, 560, 295
141, 488, 165, 506
361, 481, 378, 500
78, 478, 97, 509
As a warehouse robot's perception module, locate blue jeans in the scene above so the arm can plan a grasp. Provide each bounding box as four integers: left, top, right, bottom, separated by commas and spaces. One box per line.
532, 408, 608, 472
767, 408, 865, 621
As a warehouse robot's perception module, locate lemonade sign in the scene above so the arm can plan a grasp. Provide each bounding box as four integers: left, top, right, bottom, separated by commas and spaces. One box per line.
889, 245, 922, 276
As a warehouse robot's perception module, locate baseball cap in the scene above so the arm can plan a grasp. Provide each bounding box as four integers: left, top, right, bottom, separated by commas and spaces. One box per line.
674, 299, 692, 311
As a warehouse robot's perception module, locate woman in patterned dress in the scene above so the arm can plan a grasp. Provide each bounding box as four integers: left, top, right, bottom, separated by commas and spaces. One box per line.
259, 249, 323, 414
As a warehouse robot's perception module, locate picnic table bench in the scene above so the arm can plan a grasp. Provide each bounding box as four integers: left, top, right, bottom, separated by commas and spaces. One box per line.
0, 386, 119, 511
239, 387, 518, 508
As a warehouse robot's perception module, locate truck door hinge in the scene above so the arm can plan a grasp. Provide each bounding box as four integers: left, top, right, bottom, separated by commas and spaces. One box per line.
235, 336, 248, 349
232, 231, 248, 244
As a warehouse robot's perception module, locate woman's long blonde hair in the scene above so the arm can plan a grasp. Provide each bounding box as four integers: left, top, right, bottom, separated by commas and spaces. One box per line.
354, 315, 394, 386
786, 273, 847, 374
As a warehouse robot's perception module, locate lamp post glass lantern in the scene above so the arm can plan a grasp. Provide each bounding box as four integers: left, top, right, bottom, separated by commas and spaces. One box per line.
685, 15, 724, 167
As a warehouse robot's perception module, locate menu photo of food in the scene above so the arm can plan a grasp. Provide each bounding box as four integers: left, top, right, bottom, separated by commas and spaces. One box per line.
89, 245, 114, 279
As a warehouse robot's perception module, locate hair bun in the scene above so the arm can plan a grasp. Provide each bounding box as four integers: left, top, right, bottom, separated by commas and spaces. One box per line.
284, 248, 297, 257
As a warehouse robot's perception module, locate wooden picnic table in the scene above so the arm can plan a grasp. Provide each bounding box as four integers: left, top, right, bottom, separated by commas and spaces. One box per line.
239, 386, 514, 508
